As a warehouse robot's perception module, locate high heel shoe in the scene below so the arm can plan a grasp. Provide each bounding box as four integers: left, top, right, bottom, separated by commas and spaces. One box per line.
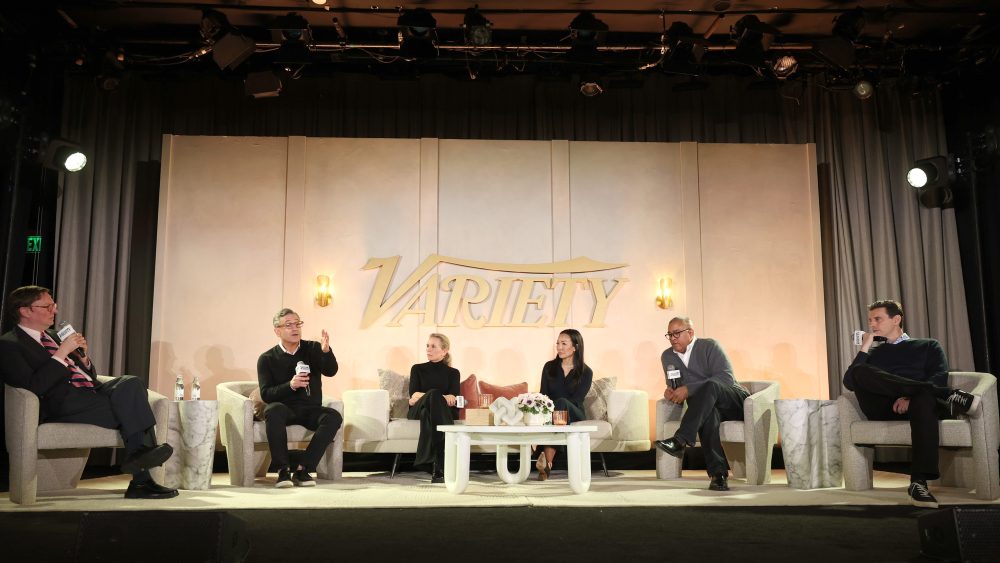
535, 455, 550, 481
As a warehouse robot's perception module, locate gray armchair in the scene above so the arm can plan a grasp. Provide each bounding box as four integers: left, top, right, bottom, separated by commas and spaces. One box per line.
217, 381, 344, 487
655, 380, 779, 485
4, 377, 168, 505
839, 371, 999, 500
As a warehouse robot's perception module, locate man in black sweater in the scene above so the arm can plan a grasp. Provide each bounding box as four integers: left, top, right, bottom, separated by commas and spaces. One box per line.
257, 308, 342, 488
843, 299, 978, 508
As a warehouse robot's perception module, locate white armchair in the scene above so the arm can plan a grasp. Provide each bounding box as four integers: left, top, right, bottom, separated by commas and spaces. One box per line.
655, 380, 779, 485
343, 388, 650, 477
838, 371, 999, 500
4, 377, 168, 505
217, 381, 344, 487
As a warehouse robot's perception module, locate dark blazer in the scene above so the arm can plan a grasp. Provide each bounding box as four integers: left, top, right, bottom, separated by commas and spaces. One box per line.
0, 326, 100, 422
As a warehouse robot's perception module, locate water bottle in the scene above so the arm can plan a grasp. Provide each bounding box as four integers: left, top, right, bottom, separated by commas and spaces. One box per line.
174, 374, 184, 401
191, 376, 201, 400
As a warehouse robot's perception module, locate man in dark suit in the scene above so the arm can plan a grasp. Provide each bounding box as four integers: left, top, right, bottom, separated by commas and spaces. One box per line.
0, 285, 177, 499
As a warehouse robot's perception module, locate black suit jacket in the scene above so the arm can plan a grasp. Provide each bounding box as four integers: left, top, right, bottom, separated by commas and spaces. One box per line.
0, 326, 100, 422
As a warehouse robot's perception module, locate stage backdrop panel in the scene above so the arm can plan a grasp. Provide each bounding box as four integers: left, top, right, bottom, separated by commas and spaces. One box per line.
151, 136, 827, 438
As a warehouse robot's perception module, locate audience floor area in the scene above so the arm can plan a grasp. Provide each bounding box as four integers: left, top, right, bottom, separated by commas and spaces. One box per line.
2, 469, 997, 511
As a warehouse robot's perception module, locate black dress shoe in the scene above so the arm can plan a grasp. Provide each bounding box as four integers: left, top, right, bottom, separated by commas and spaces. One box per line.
121, 443, 174, 474
709, 473, 730, 491
431, 461, 444, 484
654, 438, 685, 458
125, 480, 179, 499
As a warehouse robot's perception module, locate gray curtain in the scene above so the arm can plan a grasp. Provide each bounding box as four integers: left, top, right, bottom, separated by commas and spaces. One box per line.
55, 72, 973, 390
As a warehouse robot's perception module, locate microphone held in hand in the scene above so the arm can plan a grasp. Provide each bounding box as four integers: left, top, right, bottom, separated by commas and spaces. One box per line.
296, 361, 311, 396
56, 321, 86, 357
873, 336, 888, 343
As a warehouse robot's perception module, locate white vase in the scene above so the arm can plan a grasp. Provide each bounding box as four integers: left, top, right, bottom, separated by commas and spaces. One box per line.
523, 412, 547, 426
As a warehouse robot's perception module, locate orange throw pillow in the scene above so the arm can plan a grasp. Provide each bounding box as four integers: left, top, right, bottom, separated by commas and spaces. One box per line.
479, 380, 528, 401
458, 374, 480, 420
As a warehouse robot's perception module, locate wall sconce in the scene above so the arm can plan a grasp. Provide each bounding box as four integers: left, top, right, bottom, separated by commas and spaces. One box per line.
655, 277, 673, 309
315, 275, 332, 307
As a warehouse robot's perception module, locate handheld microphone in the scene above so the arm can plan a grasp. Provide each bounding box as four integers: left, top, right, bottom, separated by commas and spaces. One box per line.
873, 336, 888, 343
296, 361, 311, 396
56, 321, 86, 357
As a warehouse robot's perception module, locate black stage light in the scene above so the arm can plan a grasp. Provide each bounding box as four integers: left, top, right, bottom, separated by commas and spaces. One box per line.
398, 8, 438, 59
463, 6, 492, 46
771, 55, 799, 79
42, 139, 88, 172
853, 79, 875, 99
733, 15, 780, 67
245, 70, 283, 98
568, 11, 609, 61
202, 9, 256, 71
907, 155, 956, 209
579, 80, 603, 97
833, 7, 867, 42
268, 12, 313, 44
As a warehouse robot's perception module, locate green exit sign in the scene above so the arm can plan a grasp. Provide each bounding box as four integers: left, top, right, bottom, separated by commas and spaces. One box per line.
26, 235, 42, 253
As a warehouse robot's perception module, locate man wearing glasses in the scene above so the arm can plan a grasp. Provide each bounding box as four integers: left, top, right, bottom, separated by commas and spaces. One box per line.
0, 285, 177, 499
655, 316, 749, 491
257, 308, 342, 488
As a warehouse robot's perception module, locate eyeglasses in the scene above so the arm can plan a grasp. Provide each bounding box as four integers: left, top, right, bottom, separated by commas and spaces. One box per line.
665, 329, 690, 340
30, 302, 57, 312
277, 321, 304, 329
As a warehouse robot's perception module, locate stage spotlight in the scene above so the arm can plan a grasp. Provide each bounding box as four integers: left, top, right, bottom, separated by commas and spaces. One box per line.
568, 11, 608, 61
853, 79, 875, 99
463, 6, 492, 46
212, 32, 256, 71
665, 22, 706, 64
907, 156, 953, 189
771, 55, 799, 79
42, 139, 88, 172
398, 8, 438, 59
733, 15, 780, 67
579, 80, 604, 97
268, 12, 313, 44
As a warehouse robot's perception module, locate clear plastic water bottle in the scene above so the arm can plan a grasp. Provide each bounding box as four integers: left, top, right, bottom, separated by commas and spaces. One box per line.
191, 376, 201, 400
174, 374, 184, 401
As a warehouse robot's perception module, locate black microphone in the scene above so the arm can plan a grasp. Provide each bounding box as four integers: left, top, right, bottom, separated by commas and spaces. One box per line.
873, 336, 888, 343
56, 321, 87, 358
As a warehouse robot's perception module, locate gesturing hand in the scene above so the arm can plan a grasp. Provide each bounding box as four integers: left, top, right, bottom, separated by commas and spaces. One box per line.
320, 329, 330, 353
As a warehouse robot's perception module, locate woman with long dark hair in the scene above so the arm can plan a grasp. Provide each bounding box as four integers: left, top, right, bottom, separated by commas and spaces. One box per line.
535, 328, 593, 480
407, 333, 460, 483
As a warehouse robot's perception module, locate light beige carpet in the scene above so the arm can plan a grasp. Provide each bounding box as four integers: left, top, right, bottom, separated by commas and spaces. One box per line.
2, 469, 997, 512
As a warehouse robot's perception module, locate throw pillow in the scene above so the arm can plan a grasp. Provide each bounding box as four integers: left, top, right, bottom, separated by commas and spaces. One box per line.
249, 387, 266, 421
458, 374, 479, 420
378, 368, 410, 419
584, 376, 617, 421
479, 380, 528, 402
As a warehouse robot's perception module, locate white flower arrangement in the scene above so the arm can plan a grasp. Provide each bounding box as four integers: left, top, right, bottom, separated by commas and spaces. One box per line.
514, 392, 555, 415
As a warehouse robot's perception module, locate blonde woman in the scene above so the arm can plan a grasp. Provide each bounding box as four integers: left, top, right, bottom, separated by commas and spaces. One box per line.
407, 333, 461, 483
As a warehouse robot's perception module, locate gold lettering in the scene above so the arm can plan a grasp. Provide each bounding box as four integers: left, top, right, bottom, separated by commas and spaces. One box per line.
361, 256, 441, 329
439, 275, 491, 328
388, 274, 439, 327
485, 277, 518, 326
508, 279, 547, 327
548, 277, 588, 327
585, 277, 629, 328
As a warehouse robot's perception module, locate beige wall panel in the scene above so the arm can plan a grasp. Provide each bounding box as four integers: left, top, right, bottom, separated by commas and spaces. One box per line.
150, 136, 289, 399
296, 138, 423, 396
434, 140, 557, 387
568, 142, 686, 399
698, 143, 828, 399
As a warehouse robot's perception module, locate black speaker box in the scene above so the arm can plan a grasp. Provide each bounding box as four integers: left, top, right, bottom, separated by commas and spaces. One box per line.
918, 506, 1000, 562
74, 511, 250, 562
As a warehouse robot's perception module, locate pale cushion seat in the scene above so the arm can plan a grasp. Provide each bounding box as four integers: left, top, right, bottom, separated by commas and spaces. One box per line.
849, 420, 972, 447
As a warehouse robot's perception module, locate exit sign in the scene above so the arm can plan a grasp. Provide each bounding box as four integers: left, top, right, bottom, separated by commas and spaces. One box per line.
26, 235, 42, 253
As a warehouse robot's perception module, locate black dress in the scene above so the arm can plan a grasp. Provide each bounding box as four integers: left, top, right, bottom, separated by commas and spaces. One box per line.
538, 359, 593, 422
406, 360, 460, 470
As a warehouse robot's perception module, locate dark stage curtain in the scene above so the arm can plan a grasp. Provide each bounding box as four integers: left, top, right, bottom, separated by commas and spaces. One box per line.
55, 71, 972, 392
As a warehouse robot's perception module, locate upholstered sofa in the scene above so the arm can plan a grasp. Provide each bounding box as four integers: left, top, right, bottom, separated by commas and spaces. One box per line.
655, 380, 780, 485
4, 377, 169, 505
217, 381, 344, 487
342, 386, 650, 476
839, 371, 999, 500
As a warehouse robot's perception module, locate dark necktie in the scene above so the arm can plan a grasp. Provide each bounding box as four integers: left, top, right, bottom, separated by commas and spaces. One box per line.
40, 332, 95, 389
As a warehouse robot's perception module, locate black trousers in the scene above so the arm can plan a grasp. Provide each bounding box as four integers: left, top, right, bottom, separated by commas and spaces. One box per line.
46, 375, 157, 452
846, 363, 951, 480
263, 403, 343, 472
673, 379, 749, 476
407, 389, 455, 470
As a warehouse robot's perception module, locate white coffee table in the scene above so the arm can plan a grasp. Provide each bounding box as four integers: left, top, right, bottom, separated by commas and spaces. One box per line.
438, 425, 597, 494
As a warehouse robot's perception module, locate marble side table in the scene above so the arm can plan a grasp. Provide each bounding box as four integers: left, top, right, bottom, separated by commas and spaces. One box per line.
775, 399, 842, 489
164, 400, 219, 490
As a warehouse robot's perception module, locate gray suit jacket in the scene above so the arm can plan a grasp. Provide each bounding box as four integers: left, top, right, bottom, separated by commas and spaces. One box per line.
660, 338, 742, 396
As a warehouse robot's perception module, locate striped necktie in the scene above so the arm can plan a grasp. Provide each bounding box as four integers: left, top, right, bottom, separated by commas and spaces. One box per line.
40, 332, 95, 389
